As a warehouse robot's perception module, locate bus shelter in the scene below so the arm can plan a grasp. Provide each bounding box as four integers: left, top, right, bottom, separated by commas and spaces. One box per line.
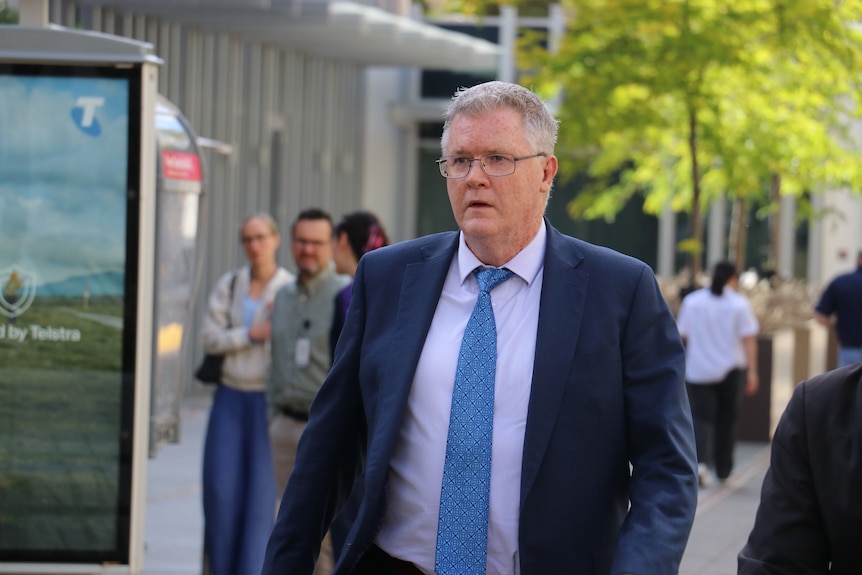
0, 25, 158, 573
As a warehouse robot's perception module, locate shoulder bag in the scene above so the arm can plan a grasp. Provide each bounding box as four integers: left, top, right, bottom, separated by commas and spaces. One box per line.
195, 271, 238, 384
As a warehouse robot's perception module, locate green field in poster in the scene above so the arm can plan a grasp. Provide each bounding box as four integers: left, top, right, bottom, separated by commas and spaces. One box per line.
0, 296, 125, 551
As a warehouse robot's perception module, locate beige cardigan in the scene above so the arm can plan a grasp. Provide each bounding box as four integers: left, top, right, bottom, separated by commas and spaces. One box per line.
199, 265, 294, 392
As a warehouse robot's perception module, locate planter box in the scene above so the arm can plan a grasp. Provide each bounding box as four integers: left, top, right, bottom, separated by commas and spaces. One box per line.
737, 335, 776, 443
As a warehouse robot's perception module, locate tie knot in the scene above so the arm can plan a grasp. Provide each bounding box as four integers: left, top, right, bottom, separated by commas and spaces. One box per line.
473, 267, 514, 294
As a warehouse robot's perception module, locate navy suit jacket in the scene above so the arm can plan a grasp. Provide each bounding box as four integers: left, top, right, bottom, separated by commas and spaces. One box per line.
262, 222, 698, 575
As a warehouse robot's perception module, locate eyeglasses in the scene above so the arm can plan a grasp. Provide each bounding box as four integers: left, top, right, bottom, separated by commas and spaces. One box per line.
241, 234, 272, 245
436, 152, 547, 179
292, 238, 329, 249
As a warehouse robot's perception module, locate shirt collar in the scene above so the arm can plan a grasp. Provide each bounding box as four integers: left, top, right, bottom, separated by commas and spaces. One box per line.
299, 264, 335, 294
457, 219, 546, 286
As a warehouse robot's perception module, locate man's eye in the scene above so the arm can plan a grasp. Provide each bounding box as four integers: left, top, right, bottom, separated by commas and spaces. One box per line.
451, 157, 471, 165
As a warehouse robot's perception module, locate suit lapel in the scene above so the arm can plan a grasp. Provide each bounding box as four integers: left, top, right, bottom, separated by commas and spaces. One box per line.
371, 235, 458, 467
520, 226, 588, 505
390, 239, 455, 388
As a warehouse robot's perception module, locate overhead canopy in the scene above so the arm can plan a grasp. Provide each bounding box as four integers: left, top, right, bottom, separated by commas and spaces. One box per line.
0, 24, 162, 64
76, 0, 501, 70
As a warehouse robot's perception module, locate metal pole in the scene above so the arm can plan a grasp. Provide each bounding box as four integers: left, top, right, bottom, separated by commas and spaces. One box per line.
778, 194, 796, 279
707, 194, 726, 269
499, 6, 516, 83
657, 203, 676, 279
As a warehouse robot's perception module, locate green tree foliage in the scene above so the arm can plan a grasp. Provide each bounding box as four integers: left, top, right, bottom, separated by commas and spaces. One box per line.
0, 5, 18, 24
519, 0, 862, 278
430, 0, 552, 18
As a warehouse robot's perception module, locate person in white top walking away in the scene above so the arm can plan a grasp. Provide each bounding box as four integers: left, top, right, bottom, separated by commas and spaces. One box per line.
676, 260, 759, 487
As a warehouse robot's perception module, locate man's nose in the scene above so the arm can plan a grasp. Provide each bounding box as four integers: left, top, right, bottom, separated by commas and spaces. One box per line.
464, 160, 490, 185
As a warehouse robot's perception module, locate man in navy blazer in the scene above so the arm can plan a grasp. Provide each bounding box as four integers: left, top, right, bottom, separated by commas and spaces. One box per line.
262, 81, 698, 575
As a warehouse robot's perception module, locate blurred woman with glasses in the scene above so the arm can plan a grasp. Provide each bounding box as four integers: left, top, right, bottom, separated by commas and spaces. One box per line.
199, 212, 293, 575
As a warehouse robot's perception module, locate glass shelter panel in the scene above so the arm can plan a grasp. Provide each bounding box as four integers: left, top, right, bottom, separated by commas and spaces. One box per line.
0, 64, 141, 564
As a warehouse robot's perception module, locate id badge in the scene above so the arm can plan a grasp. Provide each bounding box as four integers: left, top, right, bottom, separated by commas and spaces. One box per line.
295, 337, 311, 367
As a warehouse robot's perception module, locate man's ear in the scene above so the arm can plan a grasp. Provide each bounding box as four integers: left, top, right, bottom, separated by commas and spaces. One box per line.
541, 155, 558, 193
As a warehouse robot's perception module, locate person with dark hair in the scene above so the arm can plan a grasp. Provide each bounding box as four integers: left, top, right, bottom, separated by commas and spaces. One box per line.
267, 207, 349, 575
676, 260, 760, 487
199, 213, 294, 575
326, 210, 390, 557
738, 362, 862, 574
330, 210, 389, 354
262, 81, 697, 575
814, 250, 862, 368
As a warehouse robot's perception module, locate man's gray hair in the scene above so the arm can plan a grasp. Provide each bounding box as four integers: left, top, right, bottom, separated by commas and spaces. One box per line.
441, 81, 559, 156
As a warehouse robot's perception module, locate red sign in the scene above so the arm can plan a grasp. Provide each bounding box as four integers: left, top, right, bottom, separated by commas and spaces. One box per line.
161, 150, 201, 181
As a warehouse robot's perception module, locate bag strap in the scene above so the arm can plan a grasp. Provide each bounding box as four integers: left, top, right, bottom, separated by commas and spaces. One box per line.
226, 271, 238, 329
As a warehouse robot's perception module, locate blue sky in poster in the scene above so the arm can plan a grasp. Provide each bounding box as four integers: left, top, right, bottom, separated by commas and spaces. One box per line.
0, 74, 130, 293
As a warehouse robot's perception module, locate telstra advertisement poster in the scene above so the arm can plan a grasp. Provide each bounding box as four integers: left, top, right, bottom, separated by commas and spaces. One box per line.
0, 66, 141, 564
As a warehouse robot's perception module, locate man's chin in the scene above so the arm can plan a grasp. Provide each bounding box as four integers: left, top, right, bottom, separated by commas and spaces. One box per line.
460, 218, 499, 238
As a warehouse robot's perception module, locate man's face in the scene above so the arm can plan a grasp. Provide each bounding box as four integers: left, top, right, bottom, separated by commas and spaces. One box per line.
445, 107, 557, 254
291, 218, 333, 281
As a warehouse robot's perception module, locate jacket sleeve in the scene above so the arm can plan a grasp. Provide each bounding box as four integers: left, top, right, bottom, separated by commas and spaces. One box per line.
738, 382, 831, 574
612, 265, 699, 575
262, 263, 369, 575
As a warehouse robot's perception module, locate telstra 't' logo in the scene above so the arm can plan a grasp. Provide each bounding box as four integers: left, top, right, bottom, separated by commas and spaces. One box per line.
70, 96, 106, 136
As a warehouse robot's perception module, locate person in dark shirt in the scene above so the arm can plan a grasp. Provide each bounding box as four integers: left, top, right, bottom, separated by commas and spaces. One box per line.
329, 210, 389, 355
739, 363, 862, 574
815, 250, 862, 367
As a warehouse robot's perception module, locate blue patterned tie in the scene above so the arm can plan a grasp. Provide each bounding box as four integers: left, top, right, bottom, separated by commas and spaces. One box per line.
436, 266, 514, 575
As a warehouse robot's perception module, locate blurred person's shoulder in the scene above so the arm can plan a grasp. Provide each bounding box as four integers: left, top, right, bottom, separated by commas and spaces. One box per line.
798, 363, 862, 415
361, 231, 459, 265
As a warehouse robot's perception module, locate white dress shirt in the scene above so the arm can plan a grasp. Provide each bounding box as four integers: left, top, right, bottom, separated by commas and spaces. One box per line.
376, 222, 546, 575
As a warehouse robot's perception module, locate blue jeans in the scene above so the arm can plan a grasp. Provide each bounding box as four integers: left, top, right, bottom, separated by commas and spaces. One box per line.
203, 385, 276, 575
838, 346, 862, 368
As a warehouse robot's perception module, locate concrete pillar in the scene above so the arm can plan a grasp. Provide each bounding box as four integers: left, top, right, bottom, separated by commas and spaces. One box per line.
778, 194, 796, 279
499, 6, 517, 83
807, 192, 824, 286
792, 325, 809, 384
657, 203, 676, 278
18, 0, 48, 26
707, 194, 726, 269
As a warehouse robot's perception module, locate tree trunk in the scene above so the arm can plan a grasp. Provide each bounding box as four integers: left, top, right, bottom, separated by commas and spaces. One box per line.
767, 172, 781, 273
730, 196, 748, 267
687, 106, 703, 285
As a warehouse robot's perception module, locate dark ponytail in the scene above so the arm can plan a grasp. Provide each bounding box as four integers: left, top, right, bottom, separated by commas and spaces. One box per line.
710, 261, 737, 296
335, 210, 389, 261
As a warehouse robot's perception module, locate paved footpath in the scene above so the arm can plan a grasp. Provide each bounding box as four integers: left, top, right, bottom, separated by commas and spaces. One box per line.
678, 442, 771, 575
143, 394, 772, 575
142, 394, 210, 575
